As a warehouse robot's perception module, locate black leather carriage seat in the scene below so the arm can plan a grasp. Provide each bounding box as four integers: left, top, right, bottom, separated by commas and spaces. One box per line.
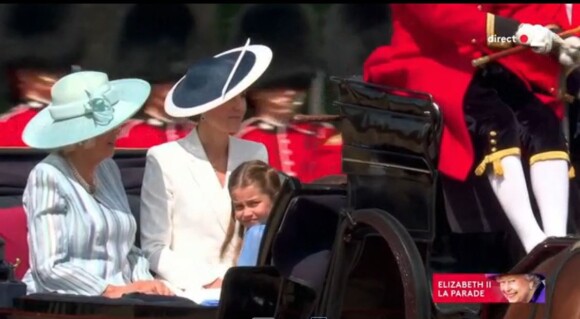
333, 75, 442, 244
328, 77, 486, 318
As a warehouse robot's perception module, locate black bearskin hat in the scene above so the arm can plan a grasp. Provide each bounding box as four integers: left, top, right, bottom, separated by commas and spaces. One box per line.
78, 4, 218, 84
0, 4, 85, 70
229, 4, 318, 91
66, 4, 217, 121
108, 4, 211, 83
0, 4, 85, 105
322, 4, 392, 77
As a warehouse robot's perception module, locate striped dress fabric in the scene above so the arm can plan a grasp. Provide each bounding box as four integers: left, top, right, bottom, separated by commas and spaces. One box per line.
21, 153, 153, 295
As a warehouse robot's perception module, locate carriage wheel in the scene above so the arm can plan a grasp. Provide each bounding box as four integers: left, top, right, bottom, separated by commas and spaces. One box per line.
321, 208, 431, 319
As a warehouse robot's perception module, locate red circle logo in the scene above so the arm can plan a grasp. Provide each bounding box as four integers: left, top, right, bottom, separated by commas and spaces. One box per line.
519, 34, 529, 44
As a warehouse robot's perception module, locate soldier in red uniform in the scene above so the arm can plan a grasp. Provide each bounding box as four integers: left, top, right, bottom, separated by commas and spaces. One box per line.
231, 4, 340, 183
0, 4, 84, 148
311, 133, 343, 182
238, 84, 339, 183
311, 4, 395, 182
0, 70, 63, 147
115, 83, 196, 148
364, 4, 579, 253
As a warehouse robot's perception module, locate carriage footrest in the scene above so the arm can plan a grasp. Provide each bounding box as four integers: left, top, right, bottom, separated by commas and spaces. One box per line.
0, 281, 27, 308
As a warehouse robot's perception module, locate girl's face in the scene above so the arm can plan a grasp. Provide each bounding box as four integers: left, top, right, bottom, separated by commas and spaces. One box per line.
231, 184, 273, 228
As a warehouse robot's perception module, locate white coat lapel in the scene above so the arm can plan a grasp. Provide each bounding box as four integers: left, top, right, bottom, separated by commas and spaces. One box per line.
178, 129, 230, 233
226, 137, 245, 177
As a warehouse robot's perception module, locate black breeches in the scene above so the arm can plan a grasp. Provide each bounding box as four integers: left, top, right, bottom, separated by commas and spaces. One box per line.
463, 63, 567, 170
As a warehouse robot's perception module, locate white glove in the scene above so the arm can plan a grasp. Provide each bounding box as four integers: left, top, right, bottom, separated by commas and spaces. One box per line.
515, 23, 560, 54
559, 36, 580, 67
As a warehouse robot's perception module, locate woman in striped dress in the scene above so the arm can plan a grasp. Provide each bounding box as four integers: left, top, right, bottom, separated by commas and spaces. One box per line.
19, 71, 172, 298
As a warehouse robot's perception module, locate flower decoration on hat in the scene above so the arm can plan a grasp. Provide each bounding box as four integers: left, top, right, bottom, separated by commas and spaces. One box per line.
85, 89, 115, 126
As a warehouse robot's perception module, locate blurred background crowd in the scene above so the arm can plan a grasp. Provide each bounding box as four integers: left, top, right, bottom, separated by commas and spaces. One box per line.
0, 3, 392, 116
0, 3, 394, 183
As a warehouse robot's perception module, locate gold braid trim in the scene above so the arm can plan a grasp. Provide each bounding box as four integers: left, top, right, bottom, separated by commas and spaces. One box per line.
486, 13, 495, 44
529, 151, 575, 178
323, 134, 342, 146
475, 147, 521, 176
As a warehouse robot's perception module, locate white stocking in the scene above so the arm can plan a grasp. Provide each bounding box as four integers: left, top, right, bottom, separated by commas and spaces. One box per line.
530, 159, 569, 237
487, 155, 547, 253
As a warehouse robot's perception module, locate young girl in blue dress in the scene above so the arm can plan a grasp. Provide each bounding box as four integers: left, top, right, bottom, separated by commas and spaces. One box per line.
220, 160, 281, 266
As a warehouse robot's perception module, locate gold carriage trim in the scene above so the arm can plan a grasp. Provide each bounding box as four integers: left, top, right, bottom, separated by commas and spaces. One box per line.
529, 151, 575, 178
475, 147, 521, 176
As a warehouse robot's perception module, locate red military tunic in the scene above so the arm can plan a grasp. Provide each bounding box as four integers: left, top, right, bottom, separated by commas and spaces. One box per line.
115, 118, 195, 149
115, 82, 196, 149
0, 69, 61, 147
165, 120, 196, 142
237, 117, 338, 183
565, 4, 580, 30
0, 103, 44, 147
312, 134, 343, 181
364, 4, 569, 181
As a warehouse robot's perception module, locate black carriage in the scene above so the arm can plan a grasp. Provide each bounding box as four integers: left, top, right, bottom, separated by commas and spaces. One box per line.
1, 77, 579, 319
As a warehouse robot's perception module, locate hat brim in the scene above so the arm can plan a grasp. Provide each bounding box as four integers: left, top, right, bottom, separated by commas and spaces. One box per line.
22, 79, 150, 149
164, 45, 273, 118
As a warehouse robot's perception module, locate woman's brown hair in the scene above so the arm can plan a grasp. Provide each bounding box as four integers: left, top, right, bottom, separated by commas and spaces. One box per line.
219, 160, 281, 263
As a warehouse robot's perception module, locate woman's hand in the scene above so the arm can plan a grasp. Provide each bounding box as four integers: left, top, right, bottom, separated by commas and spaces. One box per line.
102, 280, 175, 298
131, 280, 175, 296
203, 278, 223, 289
102, 285, 127, 298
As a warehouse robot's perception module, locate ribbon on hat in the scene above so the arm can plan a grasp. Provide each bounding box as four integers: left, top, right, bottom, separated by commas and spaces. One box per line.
48, 84, 119, 126
221, 38, 251, 100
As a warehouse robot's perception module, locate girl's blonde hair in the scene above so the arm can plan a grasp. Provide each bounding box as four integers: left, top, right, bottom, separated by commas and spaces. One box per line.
220, 160, 281, 262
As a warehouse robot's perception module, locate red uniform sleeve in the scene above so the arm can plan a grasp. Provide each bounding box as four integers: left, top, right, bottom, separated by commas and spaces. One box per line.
397, 4, 521, 50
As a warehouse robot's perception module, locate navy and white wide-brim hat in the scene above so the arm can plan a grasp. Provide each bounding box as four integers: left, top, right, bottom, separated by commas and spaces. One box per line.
22, 71, 150, 150
165, 41, 273, 118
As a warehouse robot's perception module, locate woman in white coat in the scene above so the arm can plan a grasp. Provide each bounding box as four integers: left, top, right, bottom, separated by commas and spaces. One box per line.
139, 41, 272, 301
